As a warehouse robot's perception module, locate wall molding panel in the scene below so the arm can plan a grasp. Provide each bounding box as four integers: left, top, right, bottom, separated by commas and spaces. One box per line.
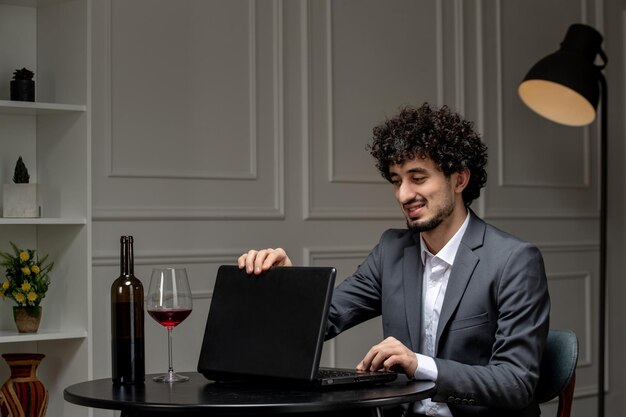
106, 0, 259, 180
303, 0, 443, 220
93, 249, 243, 300
483, 0, 600, 228
547, 271, 594, 367
93, 204, 285, 221
92, 249, 242, 267
304, 246, 371, 266
484, 210, 599, 220
304, 246, 376, 368
495, 0, 593, 190
93, 0, 284, 220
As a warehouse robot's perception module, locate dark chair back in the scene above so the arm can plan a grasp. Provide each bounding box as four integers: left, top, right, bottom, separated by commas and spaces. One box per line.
535, 329, 578, 417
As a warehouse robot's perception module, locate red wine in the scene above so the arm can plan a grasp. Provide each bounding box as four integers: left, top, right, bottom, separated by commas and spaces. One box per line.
111, 303, 145, 384
148, 309, 191, 328
111, 236, 145, 385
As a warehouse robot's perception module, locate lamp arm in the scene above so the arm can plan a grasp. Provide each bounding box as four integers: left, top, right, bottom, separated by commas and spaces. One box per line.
597, 49, 608, 69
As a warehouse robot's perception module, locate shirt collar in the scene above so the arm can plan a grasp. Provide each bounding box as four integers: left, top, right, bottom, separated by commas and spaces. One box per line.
420, 211, 471, 266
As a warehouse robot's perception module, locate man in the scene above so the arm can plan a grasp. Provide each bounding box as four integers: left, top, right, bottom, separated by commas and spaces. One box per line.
239, 103, 550, 417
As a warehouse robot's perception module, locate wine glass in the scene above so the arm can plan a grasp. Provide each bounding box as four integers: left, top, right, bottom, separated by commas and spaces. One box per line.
147, 267, 193, 383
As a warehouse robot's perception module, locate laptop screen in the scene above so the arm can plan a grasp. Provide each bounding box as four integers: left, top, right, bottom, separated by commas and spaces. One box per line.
197, 265, 337, 382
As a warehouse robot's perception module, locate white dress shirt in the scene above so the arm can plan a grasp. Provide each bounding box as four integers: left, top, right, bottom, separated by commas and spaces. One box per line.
413, 212, 470, 417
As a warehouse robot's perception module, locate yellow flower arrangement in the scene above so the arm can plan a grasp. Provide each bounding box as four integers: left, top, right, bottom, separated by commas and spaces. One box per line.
0, 242, 53, 307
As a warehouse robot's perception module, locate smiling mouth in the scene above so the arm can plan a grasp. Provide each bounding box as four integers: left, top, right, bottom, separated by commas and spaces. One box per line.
405, 201, 426, 218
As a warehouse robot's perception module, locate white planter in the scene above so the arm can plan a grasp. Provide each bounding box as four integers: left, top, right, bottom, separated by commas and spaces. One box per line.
2, 184, 38, 217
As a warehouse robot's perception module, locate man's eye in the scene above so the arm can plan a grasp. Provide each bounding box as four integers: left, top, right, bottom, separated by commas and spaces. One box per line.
413, 177, 426, 183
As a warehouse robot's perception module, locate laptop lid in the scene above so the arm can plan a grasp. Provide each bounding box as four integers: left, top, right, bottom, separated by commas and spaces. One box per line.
197, 265, 336, 383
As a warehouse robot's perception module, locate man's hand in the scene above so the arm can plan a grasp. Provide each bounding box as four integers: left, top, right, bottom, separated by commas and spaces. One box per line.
237, 248, 293, 275
356, 337, 418, 378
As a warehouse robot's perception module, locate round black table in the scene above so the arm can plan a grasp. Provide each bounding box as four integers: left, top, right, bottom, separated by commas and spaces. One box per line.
64, 372, 435, 416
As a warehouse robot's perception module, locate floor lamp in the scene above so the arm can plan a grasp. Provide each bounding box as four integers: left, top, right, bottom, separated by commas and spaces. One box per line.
518, 23, 607, 417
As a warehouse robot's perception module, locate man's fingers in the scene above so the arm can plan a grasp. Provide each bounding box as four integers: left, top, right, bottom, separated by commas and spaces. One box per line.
357, 338, 394, 371
256, 248, 277, 273
356, 337, 417, 377
243, 249, 262, 274
238, 248, 291, 275
237, 251, 253, 269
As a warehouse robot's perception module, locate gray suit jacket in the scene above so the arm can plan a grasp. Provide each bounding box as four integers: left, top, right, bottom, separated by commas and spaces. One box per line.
326, 211, 550, 417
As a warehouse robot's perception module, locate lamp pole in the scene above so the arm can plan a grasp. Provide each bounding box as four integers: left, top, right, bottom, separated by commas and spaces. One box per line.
598, 72, 607, 417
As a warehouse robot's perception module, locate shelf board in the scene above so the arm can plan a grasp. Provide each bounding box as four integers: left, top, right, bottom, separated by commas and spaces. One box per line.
0, 217, 87, 225
0, 329, 87, 343
0, 0, 71, 7
0, 100, 86, 115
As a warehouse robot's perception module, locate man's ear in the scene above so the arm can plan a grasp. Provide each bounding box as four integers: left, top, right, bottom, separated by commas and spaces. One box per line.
454, 168, 470, 192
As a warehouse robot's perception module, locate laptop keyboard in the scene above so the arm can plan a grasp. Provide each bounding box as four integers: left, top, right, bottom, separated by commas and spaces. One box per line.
317, 367, 360, 378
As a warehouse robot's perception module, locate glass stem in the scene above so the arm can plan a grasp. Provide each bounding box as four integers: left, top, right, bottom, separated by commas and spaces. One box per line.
167, 326, 174, 374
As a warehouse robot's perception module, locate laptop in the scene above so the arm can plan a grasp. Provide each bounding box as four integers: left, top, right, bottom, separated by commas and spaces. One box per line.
197, 265, 397, 387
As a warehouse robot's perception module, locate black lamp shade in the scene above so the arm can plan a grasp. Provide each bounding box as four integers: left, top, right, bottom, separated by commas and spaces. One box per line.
518, 24, 605, 126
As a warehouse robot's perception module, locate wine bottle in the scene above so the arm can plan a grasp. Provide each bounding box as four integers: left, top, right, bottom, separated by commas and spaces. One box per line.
111, 236, 145, 385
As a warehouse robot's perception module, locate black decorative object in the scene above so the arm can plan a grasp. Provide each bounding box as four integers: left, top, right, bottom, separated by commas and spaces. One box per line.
10, 68, 35, 102
12, 156, 30, 184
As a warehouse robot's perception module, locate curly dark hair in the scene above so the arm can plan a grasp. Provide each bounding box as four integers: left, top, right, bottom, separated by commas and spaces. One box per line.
367, 103, 488, 206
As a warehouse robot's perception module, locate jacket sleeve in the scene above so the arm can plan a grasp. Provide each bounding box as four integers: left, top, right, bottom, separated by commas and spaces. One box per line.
324, 232, 389, 340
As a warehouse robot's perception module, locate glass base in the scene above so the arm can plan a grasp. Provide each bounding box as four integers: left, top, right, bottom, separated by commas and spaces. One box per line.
152, 371, 190, 383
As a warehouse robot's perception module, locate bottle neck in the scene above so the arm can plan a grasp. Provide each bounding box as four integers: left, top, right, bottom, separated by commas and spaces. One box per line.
120, 236, 134, 276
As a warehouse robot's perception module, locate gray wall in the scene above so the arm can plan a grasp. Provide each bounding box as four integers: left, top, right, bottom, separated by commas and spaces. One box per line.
91, 1, 626, 416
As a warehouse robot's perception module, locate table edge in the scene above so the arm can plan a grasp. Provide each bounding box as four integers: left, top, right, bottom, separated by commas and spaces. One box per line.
64, 374, 436, 414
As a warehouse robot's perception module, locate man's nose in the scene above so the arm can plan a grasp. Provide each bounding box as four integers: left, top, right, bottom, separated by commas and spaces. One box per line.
397, 182, 414, 203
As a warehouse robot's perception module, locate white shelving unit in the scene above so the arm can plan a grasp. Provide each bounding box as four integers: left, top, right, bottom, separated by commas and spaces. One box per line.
0, 1, 91, 417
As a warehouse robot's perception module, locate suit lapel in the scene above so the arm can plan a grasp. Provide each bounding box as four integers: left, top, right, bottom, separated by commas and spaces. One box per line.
403, 241, 423, 351
435, 212, 485, 353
